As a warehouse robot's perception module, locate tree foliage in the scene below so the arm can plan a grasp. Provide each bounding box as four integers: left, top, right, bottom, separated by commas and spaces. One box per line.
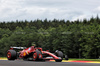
0, 17, 100, 59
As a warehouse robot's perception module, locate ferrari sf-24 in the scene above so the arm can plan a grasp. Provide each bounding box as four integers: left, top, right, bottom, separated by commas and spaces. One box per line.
7, 46, 68, 62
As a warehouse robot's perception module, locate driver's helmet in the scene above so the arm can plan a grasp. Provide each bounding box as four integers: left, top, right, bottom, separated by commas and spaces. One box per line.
32, 44, 36, 46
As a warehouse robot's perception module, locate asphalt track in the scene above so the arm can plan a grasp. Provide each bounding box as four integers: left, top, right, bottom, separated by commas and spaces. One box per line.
0, 60, 100, 66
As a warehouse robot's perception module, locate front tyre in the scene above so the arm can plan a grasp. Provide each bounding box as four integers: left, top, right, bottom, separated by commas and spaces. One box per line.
55, 51, 63, 62
55, 50, 63, 59
55, 59, 62, 62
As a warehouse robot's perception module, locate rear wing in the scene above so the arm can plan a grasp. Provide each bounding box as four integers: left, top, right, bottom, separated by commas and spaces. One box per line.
10, 47, 26, 50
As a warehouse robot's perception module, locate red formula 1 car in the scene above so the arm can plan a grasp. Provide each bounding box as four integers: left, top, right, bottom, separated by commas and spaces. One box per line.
7, 46, 68, 62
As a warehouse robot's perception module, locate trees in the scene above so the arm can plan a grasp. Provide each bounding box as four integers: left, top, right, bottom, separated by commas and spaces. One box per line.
0, 17, 100, 58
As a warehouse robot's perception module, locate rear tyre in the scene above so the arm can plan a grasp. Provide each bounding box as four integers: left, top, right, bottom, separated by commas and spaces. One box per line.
7, 50, 16, 60
33, 49, 43, 61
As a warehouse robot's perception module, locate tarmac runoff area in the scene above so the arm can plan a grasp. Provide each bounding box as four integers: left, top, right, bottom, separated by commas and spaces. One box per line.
0, 58, 100, 64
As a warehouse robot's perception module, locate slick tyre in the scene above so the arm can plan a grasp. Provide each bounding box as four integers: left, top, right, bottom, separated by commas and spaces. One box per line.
55, 59, 62, 62
33, 49, 43, 61
56, 51, 63, 59
7, 50, 16, 60
55, 51, 63, 62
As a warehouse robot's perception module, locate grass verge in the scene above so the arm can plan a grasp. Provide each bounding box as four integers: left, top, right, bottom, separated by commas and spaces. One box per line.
68, 58, 100, 62
0, 57, 7, 59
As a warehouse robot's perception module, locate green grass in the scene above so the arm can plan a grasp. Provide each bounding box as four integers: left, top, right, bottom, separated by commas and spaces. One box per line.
68, 58, 100, 62
0, 57, 7, 59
